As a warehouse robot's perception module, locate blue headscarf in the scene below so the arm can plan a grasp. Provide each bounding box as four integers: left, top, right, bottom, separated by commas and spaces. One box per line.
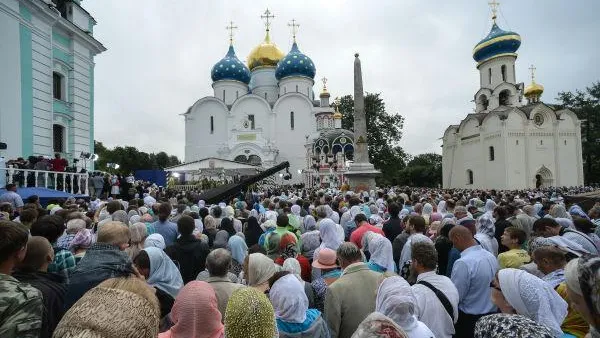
144, 247, 183, 299
228, 235, 248, 265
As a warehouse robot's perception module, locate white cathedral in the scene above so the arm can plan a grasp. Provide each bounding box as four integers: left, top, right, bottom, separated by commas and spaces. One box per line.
182, 11, 354, 186
442, 4, 584, 189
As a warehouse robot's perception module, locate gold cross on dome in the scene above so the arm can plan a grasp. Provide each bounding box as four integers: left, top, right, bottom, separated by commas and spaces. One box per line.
288, 19, 300, 42
529, 64, 537, 82
488, 0, 500, 22
321, 77, 328, 90
261, 8, 275, 31
226, 21, 238, 45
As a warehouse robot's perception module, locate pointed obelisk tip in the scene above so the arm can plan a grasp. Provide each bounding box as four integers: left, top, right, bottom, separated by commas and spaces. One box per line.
354, 53, 359, 58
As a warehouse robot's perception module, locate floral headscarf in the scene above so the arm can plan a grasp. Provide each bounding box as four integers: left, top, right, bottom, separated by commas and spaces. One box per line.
474, 314, 554, 338
224, 287, 276, 338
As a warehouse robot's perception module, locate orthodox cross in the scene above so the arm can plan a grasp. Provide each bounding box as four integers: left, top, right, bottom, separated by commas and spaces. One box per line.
488, 0, 500, 22
261, 8, 275, 31
321, 77, 328, 90
288, 19, 300, 42
529, 64, 536, 82
226, 21, 238, 45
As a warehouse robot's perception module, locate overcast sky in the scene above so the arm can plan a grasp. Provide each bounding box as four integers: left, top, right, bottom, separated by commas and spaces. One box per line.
85, 0, 600, 161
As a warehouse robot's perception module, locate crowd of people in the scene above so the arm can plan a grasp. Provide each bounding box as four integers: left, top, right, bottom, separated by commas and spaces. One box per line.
0, 185, 599, 338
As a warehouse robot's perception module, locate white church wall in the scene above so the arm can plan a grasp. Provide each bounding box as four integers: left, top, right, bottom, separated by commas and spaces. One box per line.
31, 18, 53, 157
250, 68, 278, 104
478, 55, 516, 89
273, 94, 314, 182
230, 94, 273, 141
185, 99, 228, 162
506, 133, 527, 189
212, 80, 248, 106
0, 2, 23, 160
279, 77, 314, 100
557, 135, 579, 186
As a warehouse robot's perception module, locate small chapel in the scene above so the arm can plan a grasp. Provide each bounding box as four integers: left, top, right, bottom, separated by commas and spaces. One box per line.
442, 2, 584, 189
180, 10, 355, 186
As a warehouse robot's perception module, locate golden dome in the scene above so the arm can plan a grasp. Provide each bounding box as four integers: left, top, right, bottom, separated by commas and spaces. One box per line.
524, 81, 544, 97
247, 32, 284, 70
333, 111, 343, 119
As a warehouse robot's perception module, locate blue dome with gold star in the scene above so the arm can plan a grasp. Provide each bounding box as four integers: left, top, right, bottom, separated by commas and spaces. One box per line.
275, 42, 316, 80
473, 23, 521, 64
211, 45, 251, 84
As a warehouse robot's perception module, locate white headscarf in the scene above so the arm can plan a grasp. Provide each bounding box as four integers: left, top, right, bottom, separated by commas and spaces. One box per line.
422, 203, 433, 216
376, 276, 419, 331
144, 247, 184, 299
314, 218, 343, 260
368, 234, 396, 273
282, 258, 302, 281
269, 273, 308, 323
437, 201, 447, 215
498, 268, 568, 337
144, 233, 166, 250
247, 253, 278, 287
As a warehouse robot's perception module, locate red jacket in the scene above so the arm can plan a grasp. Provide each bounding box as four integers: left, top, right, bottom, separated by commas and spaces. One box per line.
275, 254, 312, 282
350, 222, 385, 249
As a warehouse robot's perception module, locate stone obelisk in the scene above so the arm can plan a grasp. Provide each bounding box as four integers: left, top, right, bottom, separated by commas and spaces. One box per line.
345, 53, 380, 191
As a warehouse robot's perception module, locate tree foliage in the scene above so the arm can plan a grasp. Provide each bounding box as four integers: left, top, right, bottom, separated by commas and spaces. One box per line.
94, 140, 181, 174
556, 81, 600, 184
337, 93, 408, 185
396, 153, 442, 187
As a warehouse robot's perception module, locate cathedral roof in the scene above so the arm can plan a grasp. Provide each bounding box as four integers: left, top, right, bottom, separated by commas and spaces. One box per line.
211, 45, 251, 84
473, 23, 521, 64
275, 42, 316, 80
247, 31, 285, 70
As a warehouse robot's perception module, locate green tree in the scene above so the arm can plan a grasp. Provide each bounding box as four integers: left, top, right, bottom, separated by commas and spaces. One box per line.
397, 153, 442, 187
93, 140, 181, 174
556, 81, 600, 184
337, 93, 408, 185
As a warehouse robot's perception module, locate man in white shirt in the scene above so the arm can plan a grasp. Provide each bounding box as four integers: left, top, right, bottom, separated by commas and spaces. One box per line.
411, 241, 459, 338
0, 184, 24, 215
399, 216, 432, 267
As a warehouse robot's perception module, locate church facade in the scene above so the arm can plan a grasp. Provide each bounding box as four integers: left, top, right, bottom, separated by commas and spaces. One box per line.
0, 0, 105, 166
442, 6, 584, 189
183, 11, 354, 185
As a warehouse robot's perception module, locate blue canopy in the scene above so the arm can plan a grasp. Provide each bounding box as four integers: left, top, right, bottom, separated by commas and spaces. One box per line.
0, 187, 88, 208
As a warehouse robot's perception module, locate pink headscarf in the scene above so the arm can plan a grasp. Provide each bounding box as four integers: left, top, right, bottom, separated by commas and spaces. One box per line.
159, 281, 224, 338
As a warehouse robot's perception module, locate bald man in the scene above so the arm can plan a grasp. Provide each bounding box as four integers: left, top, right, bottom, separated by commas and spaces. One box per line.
449, 225, 498, 337
13, 236, 67, 338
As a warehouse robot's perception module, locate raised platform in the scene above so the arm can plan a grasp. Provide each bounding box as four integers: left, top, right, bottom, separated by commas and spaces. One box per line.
345, 162, 380, 191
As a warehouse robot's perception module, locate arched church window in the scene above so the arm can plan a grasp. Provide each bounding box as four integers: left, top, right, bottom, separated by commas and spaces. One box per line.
516, 140, 519, 145
223, 89, 226, 102
290, 111, 295, 130
488, 68, 492, 85
53, 124, 65, 153
489, 146, 495, 161
264, 93, 267, 100
501, 65, 507, 82
466, 169, 474, 185
236, 91, 239, 99
210, 116, 214, 134
564, 140, 567, 145
295, 85, 298, 93
479, 95, 489, 111
53, 72, 65, 100
284, 87, 287, 94
307, 87, 310, 97
499, 90, 510, 106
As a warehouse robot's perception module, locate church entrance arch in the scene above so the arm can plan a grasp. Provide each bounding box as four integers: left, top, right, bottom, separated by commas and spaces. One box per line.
534, 166, 553, 188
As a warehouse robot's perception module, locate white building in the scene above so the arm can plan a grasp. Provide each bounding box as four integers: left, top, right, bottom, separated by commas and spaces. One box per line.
183, 12, 354, 185
0, 0, 105, 167
442, 7, 583, 189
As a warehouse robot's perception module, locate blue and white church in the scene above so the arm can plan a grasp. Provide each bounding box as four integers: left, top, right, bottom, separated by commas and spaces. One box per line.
442, 3, 584, 189
0, 0, 105, 166
183, 11, 354, 185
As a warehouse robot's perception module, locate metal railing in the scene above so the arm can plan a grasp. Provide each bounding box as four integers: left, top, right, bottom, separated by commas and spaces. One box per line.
1, 167, 89, 195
